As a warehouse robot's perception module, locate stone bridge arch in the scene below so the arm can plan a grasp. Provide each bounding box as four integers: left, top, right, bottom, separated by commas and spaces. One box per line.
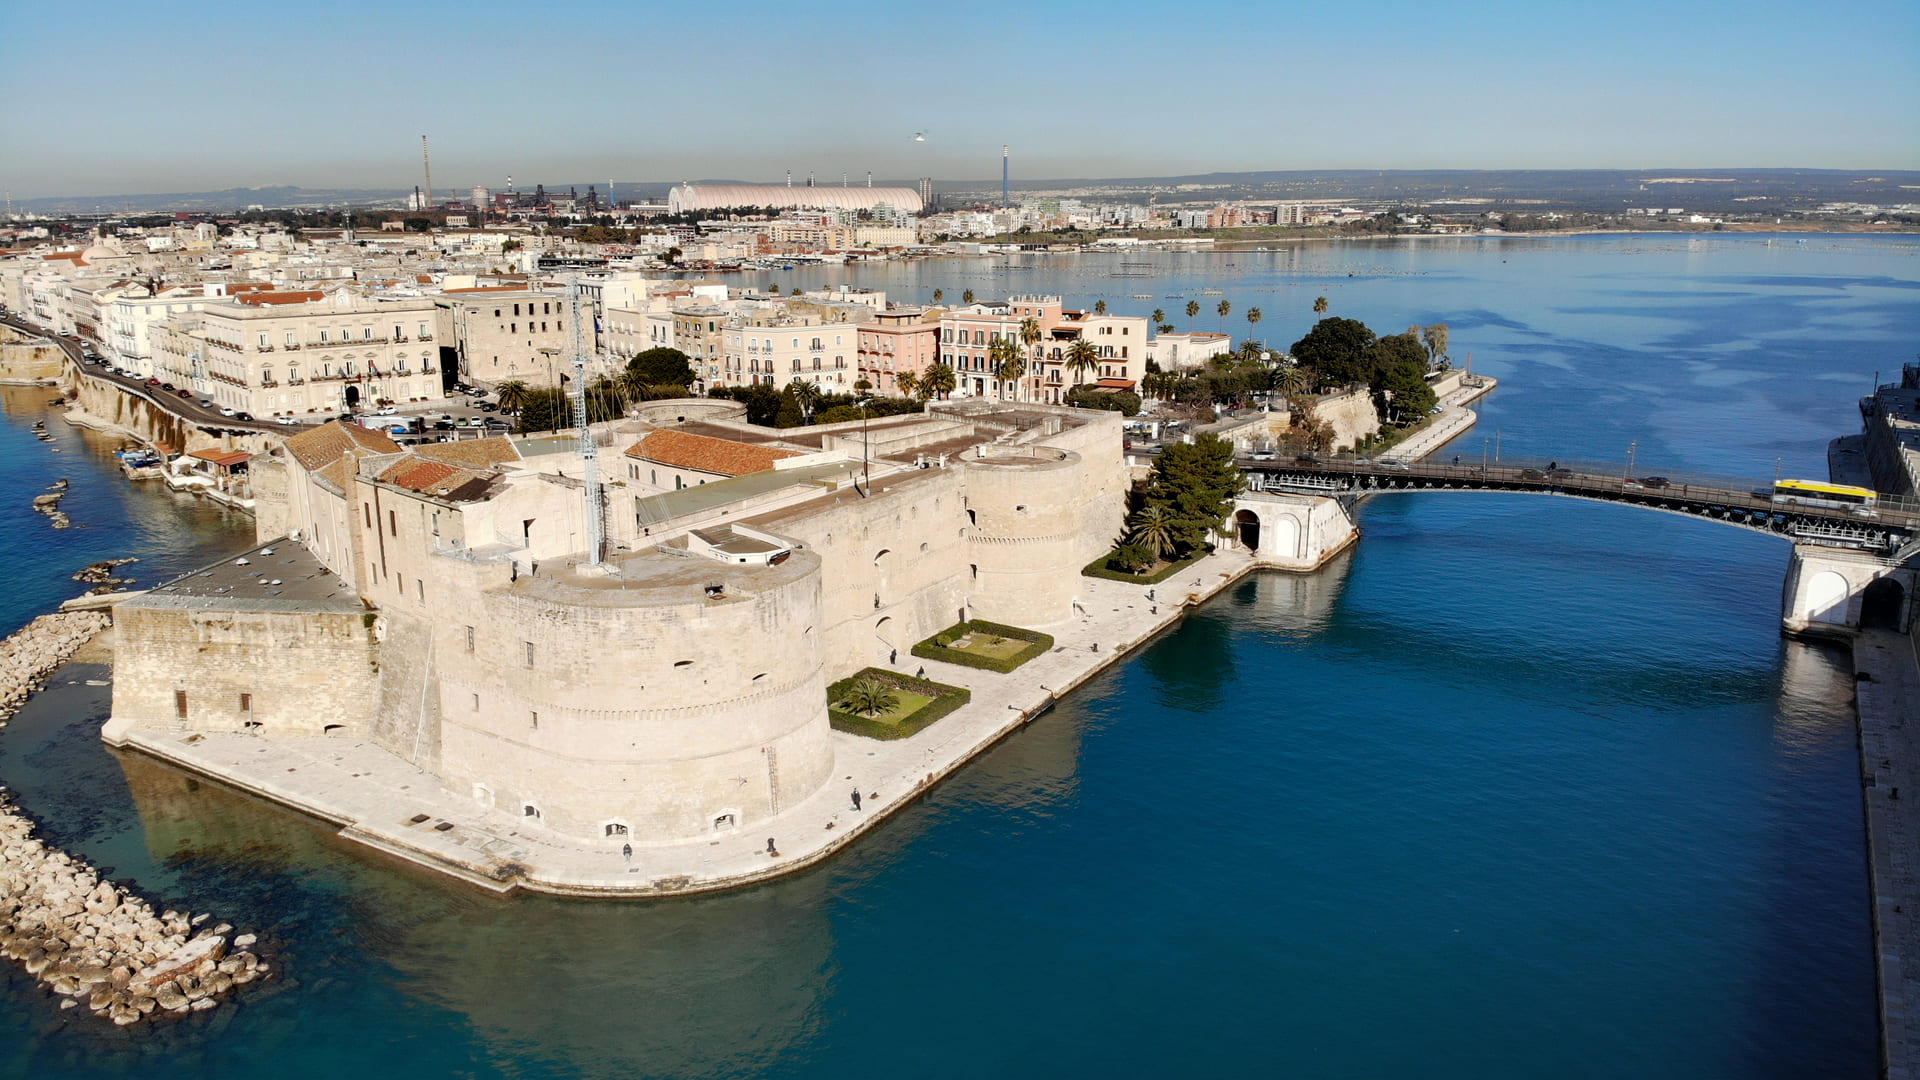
1782, 546, 1916, 637
1228, 493, 1350, 572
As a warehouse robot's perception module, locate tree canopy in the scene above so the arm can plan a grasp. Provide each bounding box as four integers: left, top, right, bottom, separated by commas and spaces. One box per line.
1142, 434, 1242, 558
627, 347, 694, 388
1289, 317, 1377, 388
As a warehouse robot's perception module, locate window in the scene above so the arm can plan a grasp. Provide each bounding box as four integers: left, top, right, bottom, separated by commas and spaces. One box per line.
416, 579, 424, 602
530, 710, 538, 729
513, 303, 521, 317
523, 804, 540, 818
364, 503, 372, 527
464, 626, 474, 651
389, 509, 397, 536
524, 641, 535, 666
604, 823, 629, 837
175, 690, 188, 720
471, 693, 480, 711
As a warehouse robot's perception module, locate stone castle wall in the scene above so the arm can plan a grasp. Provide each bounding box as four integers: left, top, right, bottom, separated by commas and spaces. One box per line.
108, 605, 380, 737
433, 549, 832, 842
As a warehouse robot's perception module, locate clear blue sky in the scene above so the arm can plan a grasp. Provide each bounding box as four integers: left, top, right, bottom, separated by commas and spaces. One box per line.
3, 0, 1916, 199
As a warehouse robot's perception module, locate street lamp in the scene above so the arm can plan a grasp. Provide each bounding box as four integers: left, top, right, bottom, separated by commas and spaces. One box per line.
1627, 439, 1637, 481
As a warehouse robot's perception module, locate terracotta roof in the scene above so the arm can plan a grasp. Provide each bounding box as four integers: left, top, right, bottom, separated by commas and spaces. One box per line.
374, 455, 498, 501
413, 437, 521, 469
625, 429, 800, 477
238, 290, 325, 306
227, 282, 274, 294
186, 449, 251, 468
283, 420, 401, 471
1094, 378, 1137, 390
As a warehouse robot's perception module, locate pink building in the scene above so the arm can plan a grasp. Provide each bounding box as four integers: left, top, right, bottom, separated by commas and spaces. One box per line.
857, 311, 940, 395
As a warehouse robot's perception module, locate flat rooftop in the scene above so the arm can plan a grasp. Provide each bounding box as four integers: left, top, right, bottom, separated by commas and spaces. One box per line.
126, 539, 364, 614
630, 459, 863, 522
504, 544, 817, 607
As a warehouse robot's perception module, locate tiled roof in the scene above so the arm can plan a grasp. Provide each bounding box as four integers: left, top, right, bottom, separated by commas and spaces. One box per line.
238, 291, 324, 306
374, 455, 498, 501
186, 449, 252, 467
413, 437, 520, 469
283, 420, 401, 471
625, 429, 800, 477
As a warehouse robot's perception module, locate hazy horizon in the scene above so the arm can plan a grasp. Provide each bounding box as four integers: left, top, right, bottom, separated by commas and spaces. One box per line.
3, 0, 1915, 201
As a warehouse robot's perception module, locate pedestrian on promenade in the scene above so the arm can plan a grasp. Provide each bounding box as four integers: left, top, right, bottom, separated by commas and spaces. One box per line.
766, 837, 778, 856
622, 843, 632, 864
851, 789, 862, 811
889, 649, 898, 665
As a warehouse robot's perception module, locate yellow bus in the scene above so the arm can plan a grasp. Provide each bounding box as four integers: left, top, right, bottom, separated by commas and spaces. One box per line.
1773, 479, 1878, 516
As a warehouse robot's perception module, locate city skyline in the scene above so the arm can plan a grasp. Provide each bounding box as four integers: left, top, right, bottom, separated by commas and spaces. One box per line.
3, 0, 1917, 200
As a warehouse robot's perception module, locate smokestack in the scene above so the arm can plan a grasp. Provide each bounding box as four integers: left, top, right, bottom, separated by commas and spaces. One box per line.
787, 169, 792, 187
1002, 145, 1010, 208
867, 171, 872, 187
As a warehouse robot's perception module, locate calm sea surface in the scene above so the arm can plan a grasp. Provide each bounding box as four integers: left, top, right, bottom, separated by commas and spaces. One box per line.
1, 234, 1915, 1079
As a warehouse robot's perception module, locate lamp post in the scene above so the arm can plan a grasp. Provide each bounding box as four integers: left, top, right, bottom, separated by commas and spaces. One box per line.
1627, 439, 1637, 481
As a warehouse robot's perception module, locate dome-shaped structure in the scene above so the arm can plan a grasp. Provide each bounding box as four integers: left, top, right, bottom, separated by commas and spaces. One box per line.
668, 184, 923, 216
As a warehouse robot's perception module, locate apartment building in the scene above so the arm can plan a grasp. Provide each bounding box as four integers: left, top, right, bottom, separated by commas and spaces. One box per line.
938, 295, 1064, 400
856, 311, 940, 396
155, 292, 442, 417
719, 309, 859, 391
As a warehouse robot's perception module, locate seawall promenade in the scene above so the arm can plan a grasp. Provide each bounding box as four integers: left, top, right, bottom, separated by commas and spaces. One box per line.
108, 546, 1265, 898
1854, 628, 1919, 1080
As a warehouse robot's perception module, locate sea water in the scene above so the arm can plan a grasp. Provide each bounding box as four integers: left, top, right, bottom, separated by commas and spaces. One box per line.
0, 234, 1913, 1078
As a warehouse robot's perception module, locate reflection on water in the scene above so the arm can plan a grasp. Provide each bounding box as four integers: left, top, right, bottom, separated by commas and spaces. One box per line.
116, 751, 840, 1080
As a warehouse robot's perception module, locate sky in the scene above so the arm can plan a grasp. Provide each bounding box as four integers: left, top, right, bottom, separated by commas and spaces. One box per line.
3, 0, 1917, 200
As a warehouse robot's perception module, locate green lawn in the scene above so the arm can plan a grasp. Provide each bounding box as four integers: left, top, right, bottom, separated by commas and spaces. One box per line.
835, 689, 933, 727
940, 632, 1028, 663
911, 620, 1054, 674
826, 669, 971, 740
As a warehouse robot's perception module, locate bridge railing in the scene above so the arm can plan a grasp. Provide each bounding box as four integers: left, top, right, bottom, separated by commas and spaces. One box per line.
1251, 453, 1920, 521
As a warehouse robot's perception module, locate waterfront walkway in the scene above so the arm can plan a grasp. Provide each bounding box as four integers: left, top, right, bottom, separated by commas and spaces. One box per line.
1390, 376, 1496, 462
1855, 628, 1920, 1080
110, 547, 1260, 898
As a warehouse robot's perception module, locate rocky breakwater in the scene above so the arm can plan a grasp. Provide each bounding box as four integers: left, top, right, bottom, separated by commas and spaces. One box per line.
0, 612, 111, 727
32, 477, 71, 529
0, 793, 266, 1026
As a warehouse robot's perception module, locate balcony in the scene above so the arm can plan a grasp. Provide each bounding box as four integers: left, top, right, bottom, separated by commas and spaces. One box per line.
260, 380, 279, 388
259, 345, 275, 353
284, 343, 301, 350
287, 377, 305, 386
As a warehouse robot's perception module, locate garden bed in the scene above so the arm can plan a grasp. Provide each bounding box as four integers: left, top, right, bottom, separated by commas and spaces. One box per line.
1080, 549, 1207, 585
827, 669, 971, 740
910, 619, 1054, 674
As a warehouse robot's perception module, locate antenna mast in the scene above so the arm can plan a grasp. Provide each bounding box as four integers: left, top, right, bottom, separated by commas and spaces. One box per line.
420, 135, 434, 209
567, 275, 606, 565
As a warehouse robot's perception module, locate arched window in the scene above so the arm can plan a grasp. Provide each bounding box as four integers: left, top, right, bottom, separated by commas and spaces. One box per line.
604, 822, 629, 837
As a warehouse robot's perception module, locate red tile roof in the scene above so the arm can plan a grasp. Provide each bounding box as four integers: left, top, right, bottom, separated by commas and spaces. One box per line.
625, 429, 800, 477
283, 420, 401, 471
186, 449, 251, 468
238, 290, 325, 306
380, 458, 460, 491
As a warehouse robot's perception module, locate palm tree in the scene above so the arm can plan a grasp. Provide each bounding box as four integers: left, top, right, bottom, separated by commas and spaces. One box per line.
1128, 505, 1177, 561
614, 366, 651, 404
1216, 299, 1231, 333
1094, 299, 1108, 315
1065, 338, 1099, 388
895, 369, 919, 400
1185, 300, 1200, 333
932, 288, 944, 304
1246, 306, 1262, 344
990, 337, 1025, 401
786, 377, 820, 422
1019, 316, 1043, 396
839, 677, 900, 718
1152, 308, 1166, 328
1273, 364, 1308, 396
1313, 296, 1328, 316
923, 361, 956, 400
493, 380, 530, 413
962, 289, 975, 305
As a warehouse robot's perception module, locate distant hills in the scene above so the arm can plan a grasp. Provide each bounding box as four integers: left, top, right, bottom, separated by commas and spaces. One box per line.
15, 169, 1917, 216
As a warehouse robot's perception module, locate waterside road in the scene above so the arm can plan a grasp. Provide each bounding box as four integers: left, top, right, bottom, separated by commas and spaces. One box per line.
1855, 628, 1919, 1080
106, 546, 1262, 898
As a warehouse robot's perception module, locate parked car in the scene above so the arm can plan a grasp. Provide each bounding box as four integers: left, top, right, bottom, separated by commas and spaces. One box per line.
432, 420, 455, 431
1248, 449, 1276, 461
197, 399, 212, 408
467, 416, 486, 427
144, 377, 160, 387
276, 416, 297, 425
176, 389, 193, 399
478, 402, 497, 412
218, 406, 235, 416
160, 382, 175, 391
1519, 468, 1547, 480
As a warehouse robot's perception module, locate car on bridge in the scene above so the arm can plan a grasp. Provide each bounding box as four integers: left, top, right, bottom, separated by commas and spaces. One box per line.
1641, 476, 1671, 489
1378, 459, 1409, 471
1295, 454, 1320, 465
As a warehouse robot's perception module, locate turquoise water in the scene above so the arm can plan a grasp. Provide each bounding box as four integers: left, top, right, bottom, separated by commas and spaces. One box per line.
1, 235, 1915, 1078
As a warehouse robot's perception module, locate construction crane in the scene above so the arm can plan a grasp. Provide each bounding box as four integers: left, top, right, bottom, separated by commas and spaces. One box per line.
566, 276, 606, 565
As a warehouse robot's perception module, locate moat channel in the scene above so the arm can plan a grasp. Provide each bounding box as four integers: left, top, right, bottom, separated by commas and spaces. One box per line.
2, 234, 1915, 1078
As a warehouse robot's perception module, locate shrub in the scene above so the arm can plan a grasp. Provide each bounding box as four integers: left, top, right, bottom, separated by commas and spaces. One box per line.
825, 669, 970, 740
1108, 543, 1155, 574
1081, 548, 1208, 585
911, 619, 1053, 674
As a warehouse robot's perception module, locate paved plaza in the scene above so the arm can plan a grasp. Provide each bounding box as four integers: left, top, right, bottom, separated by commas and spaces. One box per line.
1856, 628, 1919, 1080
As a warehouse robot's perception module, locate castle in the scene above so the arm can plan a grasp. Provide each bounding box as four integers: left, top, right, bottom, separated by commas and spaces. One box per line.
104, 400, 1128, 847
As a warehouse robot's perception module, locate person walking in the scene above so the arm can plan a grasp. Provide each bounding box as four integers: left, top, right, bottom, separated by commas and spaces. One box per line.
621, 842, 632, 865
851, 789, 863, 811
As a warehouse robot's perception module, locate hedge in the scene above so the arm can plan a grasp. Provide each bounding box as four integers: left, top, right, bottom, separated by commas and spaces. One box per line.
1080, 548, 1208, 585
827, 668, 971, 740
910, 619, 1054, 674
